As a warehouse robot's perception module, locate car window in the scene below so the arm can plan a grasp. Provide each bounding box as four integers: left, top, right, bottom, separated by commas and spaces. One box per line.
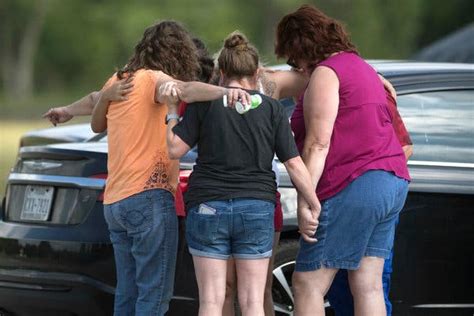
397, 90, 474, 163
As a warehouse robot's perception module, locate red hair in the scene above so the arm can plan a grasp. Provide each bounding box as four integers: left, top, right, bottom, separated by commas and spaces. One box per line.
275, 5, 357, 63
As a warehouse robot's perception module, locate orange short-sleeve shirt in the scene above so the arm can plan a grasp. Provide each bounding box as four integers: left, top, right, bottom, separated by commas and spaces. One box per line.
102, 69, 179, 205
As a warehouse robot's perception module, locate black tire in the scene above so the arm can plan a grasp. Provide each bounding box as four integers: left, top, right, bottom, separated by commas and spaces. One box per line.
272, 239, 299, 315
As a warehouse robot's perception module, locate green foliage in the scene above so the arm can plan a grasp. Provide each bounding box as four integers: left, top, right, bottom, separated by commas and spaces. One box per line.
347, 0, 425, 58
1, 0, 472, 115
416, 0, 474, 47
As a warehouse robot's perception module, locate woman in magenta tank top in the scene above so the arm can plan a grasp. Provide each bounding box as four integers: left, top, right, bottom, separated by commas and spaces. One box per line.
275, 5, 410, 315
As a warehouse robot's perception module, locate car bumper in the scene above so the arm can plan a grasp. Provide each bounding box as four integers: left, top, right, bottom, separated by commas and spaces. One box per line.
0, 268, 113, 316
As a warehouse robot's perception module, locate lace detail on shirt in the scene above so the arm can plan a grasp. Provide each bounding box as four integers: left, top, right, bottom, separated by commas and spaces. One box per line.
143, 153, 174, 192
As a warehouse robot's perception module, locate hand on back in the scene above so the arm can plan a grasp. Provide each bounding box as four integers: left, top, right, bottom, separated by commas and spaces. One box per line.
103, 76, 135, 102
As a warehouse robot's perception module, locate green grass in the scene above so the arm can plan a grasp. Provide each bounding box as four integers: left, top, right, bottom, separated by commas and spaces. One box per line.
0, 91, 95, 197
0, 91, 90, 120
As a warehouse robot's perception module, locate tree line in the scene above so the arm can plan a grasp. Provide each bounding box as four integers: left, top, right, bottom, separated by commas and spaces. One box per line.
1, 0, 473, 102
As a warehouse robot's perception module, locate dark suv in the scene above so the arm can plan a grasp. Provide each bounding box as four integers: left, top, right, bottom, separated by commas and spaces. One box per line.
1, 62, 473, 316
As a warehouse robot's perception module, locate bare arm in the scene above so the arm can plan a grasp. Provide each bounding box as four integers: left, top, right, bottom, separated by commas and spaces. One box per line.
67, 92, 100, 115
90, 94, 109, 133
42, 91, 99, 125
176, 81, 250, 106
284, 156, 320, 211
260, 68, 309, 99
402, 144, 413, 160
284, 156, 321, 242
301, 66, 339, 190
166, 113, 191, 159
159, 82, 192, 159
176, 81, 229, 103
378, 74, 397, 100
295, 66, 339, 241
43, 76, 134, 126
154, 71, 180, 104
153, 71, 251, 106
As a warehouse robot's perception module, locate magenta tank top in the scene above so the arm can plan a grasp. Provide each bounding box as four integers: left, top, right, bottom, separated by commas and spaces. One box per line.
290, 52, 410, 201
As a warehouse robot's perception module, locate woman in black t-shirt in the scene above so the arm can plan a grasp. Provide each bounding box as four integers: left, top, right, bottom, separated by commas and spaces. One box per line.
162, 32, 320, 316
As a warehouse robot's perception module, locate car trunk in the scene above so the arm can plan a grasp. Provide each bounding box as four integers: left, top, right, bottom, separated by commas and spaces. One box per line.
0, 142, 115, 287
4, 143, 108, 225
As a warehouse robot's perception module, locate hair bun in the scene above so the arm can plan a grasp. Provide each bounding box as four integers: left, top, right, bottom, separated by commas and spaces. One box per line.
224, 31, 249, 50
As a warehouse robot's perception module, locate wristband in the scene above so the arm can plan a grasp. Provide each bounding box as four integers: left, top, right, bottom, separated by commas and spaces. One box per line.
165, 113, 180, 125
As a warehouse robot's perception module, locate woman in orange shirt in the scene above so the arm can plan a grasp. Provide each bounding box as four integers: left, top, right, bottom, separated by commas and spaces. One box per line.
89, 21, 202, 316
89, 21, 249, 316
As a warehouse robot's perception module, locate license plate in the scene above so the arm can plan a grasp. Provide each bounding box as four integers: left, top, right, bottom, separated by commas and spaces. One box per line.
20, 185, 54, 221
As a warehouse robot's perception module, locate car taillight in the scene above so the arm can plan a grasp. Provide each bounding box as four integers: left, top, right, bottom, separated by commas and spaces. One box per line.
179, 170, 192, 193
89, 173, 108, 202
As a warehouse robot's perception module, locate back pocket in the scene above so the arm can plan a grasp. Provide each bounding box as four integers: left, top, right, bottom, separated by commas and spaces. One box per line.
187, 207, 220, 245
241, 212, 273, 245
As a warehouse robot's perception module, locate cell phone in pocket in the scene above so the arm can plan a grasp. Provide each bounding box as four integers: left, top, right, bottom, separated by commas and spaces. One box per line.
198, 204, 217, 215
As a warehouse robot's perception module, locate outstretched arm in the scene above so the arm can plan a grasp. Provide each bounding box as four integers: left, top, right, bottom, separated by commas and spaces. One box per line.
42, 92, 99, 125
154, 71, 251, 106
43, 76, 134, 126
176, 81, 251, 106
259, 68, 309, 99
258, 67, 396, 101
155, 72, 252, 110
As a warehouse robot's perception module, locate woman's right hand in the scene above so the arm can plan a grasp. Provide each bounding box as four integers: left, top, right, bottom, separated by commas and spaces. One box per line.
42, 107, 73, 126
102, 76, 134, 102
224, 88, 251, 108
297, 199, 320, 243
158, 81, 181, 115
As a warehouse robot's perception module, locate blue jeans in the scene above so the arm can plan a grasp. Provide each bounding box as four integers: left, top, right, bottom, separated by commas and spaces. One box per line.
326, 218, 399, 316
103, 189, 178, 316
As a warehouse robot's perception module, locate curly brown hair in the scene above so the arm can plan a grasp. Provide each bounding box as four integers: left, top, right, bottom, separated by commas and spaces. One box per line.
192, 37, 215, 83
117, 20, 200, 81
275, 5, 357, 64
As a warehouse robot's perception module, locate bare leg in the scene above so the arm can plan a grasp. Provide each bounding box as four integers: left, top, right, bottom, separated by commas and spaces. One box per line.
193, 255, 228, 316
264, 232, 281, 316
223, 258, 237, 316
292, 267, 338, 316
235, 258, 270, 316
348, 256, 386, 316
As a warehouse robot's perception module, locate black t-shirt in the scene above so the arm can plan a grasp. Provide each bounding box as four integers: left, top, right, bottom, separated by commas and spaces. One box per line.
173, 90, 299, 209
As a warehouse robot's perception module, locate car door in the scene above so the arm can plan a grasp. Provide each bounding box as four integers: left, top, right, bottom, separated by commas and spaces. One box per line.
391, 89, 474, 315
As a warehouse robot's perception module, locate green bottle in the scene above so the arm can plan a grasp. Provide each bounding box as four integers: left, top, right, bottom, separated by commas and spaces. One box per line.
236, 94, 263, 114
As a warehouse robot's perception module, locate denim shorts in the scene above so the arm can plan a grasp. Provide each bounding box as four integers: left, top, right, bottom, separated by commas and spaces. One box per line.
296, 170, 409, 272
185, 198, 275, 260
